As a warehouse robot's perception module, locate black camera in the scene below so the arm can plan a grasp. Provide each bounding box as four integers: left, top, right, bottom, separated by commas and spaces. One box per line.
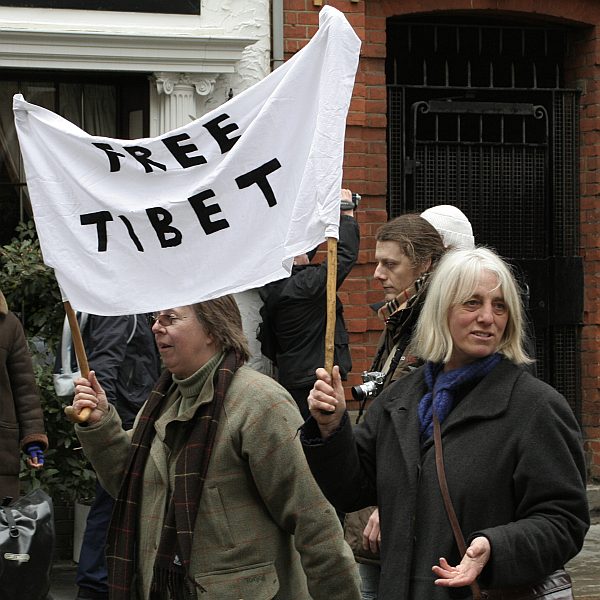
340, 192, 361, 211
351, 370, 385, 402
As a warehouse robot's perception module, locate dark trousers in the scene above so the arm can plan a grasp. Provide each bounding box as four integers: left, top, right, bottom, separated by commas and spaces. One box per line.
76, 482, 113, 594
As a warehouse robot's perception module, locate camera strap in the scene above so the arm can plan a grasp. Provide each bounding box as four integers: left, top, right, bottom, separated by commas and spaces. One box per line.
356, 397, 368, 424
382, 340, 401, 375
384, 329, 413, 381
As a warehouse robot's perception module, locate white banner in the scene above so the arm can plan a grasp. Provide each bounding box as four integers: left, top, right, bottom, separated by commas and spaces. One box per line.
13, 6, 360, 316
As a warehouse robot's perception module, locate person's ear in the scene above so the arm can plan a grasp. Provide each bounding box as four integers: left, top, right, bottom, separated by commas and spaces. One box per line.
418, 257, 432, 276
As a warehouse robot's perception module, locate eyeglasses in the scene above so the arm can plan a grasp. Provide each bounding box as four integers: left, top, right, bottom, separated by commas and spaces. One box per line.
150, 313, 188, 328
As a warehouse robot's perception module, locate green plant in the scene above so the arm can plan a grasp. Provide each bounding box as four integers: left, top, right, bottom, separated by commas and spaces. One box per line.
0, 220, 63, 347
19, 362, 97, 504
1, 220, 96, 504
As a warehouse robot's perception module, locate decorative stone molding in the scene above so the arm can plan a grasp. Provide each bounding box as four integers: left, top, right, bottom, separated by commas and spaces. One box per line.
152, 72, 217, 133
154, 73, 216, 98
0, 29, 254, 74
0, 9, 255, 74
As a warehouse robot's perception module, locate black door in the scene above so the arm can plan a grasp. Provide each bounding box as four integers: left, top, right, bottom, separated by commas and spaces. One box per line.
387, 18, 583, 418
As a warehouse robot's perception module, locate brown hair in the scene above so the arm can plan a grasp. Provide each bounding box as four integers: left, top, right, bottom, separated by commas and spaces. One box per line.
191, 295, 250, 362
376, 214, 445, 271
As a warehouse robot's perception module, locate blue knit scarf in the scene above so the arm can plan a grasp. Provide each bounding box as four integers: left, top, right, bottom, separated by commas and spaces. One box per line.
418, 353, 502, 441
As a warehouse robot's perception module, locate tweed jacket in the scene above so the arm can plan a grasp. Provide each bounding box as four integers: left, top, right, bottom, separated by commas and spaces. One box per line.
77, 363, 360, 600
303, 359, 589, 600
0, 295, 48, 501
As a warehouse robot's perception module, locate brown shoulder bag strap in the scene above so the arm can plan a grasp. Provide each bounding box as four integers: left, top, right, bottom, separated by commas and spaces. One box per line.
433, 412, 484, 600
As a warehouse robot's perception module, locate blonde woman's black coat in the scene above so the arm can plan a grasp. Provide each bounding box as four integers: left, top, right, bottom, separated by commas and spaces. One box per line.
302, 359, 589, 600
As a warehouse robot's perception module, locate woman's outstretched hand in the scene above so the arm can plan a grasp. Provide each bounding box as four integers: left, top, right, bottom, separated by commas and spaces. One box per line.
308, 366, 346, 439
432, 536, 491, 587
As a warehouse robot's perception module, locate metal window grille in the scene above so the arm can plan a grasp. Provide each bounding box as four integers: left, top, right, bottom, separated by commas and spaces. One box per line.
386, 18, 582, 418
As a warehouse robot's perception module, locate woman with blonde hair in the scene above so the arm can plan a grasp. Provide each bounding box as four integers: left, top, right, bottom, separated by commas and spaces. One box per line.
302, 247, 589, 600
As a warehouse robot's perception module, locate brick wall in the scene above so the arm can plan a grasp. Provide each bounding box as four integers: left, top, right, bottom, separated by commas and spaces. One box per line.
284, 1, 389, 406
567, 21, 600, 480
283, 0, 600, 479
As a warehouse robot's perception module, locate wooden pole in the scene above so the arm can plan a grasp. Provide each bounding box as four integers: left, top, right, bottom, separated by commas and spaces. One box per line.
324, 237, 338, 375
62, 301, 92, 423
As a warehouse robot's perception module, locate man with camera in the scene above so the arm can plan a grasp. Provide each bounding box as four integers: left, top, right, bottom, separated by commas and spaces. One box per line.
258, 188, 360, 419
344, 213, 451, 600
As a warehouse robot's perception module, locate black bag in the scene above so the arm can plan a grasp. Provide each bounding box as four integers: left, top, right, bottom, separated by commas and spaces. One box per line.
0, 489, 55, 600
481, 570, 573, 599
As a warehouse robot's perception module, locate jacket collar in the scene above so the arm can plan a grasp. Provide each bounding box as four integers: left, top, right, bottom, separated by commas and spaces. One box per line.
443, 358, 522, 424
383, 359, 524, 450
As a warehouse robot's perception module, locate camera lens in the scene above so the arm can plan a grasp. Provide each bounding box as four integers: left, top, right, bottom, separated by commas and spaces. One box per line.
352, 380, 378, 401
351, 384, 366, 402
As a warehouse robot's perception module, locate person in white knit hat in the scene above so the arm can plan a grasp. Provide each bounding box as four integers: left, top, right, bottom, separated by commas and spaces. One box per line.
420, 204, 475, 250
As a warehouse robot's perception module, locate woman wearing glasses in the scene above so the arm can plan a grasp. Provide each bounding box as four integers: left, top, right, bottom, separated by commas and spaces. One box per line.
70, 295, 360, 600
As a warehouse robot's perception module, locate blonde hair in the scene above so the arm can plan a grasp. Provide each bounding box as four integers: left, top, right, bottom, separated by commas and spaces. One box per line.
191, 295, 250, 362
413, 247, 532, 365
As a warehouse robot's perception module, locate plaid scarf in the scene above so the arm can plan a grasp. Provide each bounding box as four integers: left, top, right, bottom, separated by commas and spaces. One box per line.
369, 273, 430, 379
106, 350, 243, 600
418, 353, 502, 442
376, 273, 430, 323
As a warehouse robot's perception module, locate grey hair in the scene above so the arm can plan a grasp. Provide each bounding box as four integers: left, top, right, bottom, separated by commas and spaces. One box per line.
413, 247, 533, 365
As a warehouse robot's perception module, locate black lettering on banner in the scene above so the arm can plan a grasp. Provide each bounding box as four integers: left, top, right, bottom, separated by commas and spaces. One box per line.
162, 133, 207, 168
81, 211, 114, 252
188, 190, 230, 235
118, 215, 144, 252
203, 114, 241, 154
145, 207, 182, 248
92, 143, 126, 173
235, 159, 282, 207
124, 146, 167, 173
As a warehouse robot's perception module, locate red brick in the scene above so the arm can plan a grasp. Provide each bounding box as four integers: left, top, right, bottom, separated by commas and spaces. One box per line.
347, 319, 368, 333
284, 0, 307, 10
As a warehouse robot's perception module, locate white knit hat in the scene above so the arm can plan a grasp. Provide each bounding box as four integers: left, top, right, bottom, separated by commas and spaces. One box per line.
420, 205, 475, 250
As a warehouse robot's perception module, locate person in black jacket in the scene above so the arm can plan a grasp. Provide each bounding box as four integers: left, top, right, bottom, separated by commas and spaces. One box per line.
259, 188, 360, 418
302, 247, 588, 600
75, 314, 161, 600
